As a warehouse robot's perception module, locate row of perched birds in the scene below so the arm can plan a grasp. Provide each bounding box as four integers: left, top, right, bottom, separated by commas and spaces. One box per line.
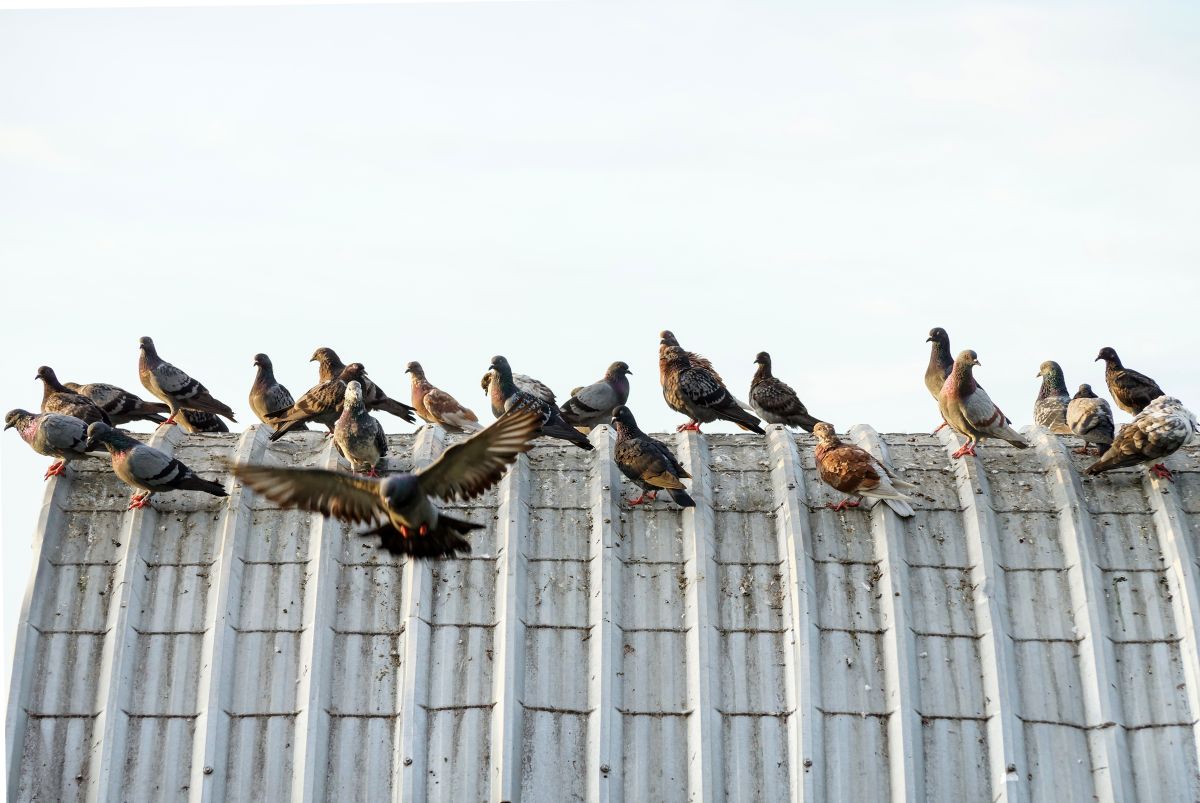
5, 330, 1196, 558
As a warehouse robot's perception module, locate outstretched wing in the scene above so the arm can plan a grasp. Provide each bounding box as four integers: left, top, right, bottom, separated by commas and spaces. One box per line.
416, 411, 540, 502
231, 463, 386, 526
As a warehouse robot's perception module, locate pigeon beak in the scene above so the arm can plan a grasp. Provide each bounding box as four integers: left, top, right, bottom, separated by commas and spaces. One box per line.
626, 369, 633, 375
3, 422, 12, 431
925, 337, 933, 343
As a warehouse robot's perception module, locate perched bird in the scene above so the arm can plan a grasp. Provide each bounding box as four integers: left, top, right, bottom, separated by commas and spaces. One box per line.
813, 422, 917, 517
938, 350, 1028, 458
310, 347, 416, 423
266, 363, 366, 441
250, 353, 307, 431
481, 370, 556, 409
5, 409, 97, 479
924, 328, 954, 401
611, 406, 694, 507
1086, 397, 1196, 481
1097, 347, 1166, 415
334, 381, 388, 475
64, 381, 169, 426
1033, 361, 1072, 434
487, 356, 593, 450
660, 330, 755, 414
406, 362, 482, 434
748, 352, 820, 432
86, 422, 228, 509
176, 410, 230, 434
35, 366, 111, 425
560, 362, 633, 429
138, 337, 237, 426
232, 410, 540, 557
659, 337, 764, 434
1067, 384, 1115, 456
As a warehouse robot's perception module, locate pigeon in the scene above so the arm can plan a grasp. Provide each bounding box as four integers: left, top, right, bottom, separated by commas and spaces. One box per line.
310, 347, 416, 423
5, 409, 97, 479
250, 353, 307, 431
659, 337, 764, 434
1097, 347, 1166, 415
487, 356, 594, 450
812, 422, 917, 517
64, 381, 169, 426
405, 362, 482, 434
35, 366, 111, 425
138, 337, 237, 426
266, 363, 366, 441
1086, 396, 1196, 481
481, 370, 557, 408
924, 327, 954, 401
231, 410, 540, 558
86, 422, 228, 509
1033, 361, 1072, 434
611, 405, 694, 507
560, 362, 633, 429
938, 350, 1028, 458
1067, 384, 1115, 456
176, 410, 230, 434
333, 381, 388, 475
660, 330, 755, 414
748, 352, 820, 432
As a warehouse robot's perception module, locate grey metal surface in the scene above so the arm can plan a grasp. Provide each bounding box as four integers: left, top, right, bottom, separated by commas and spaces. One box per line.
6, 423, 1200, 802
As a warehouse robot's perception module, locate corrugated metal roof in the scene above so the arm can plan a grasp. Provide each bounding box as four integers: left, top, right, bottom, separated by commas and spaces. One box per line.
6, 423, 1200, 802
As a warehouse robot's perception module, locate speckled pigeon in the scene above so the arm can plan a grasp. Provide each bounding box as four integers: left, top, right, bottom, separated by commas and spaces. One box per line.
659, 337, 764, 434
481, 370, 557, 409
487, 356, 593, 450
5, 409, 99, 479
334, 381, 388, 475
560, 362, 632, 429
749, 352, 820, 432
611, 405, 694, 507
813, 423, 916, 516
660, 330, 755, 414
1085, 396, 1196, 481
938, 350, 1028, 458
176, 410, 230, 434
266, 363, 366, 441
1096, 347, 1166, 415
86, 422, 228, 509
249, 353, 307, 431
64, 381, 169, 426
1033, 361, 1072, 434
232, 410, 540, 558
406, 362, 482, 434
36, 366, 111, 425
310, 347, 416, 423
1067, 384, 1115, 456
138, 337, 237, 426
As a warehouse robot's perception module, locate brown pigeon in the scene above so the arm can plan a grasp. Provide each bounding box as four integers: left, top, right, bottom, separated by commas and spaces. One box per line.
748, 352, 820, 432
64, 381, 169, 426
611, 405, 694, 507
250, 353, 307, 431
1067, 384, 1114, 456
659, 336, 764, 434
267, 363, 366, 441
406, 361, 482, 434
138, 336, 237, 426
1085, 396, 1196, 481
938, 350, 1028, 458
813, 423, 916, 516
36, 366, 111, 425
1096, 347, 1165, 415
311, 347, 416, 423
1033, 361, 1072, 434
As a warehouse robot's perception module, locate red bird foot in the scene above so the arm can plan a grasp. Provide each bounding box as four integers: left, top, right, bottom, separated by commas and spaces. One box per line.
627, 491, 658, 506
399, 524, 430, 537
157, 417, 177, 428
932, 421, 948, 434
1150, 463, 1175, 482
127, 494, 151, 510
675, 421, 702, 433
951, 442, 977, 459
43, 461, 66, 480
366, 468, 380, 478
827, 499, 861, 512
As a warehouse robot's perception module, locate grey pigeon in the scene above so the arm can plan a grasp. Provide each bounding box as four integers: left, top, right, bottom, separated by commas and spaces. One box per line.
311, 347, 416, 423
5, 409, 97, 479
250, 353, 307, 431
1086, 396, 1196, 481
659, 335, 764, 434
86, 422, 228, 509
487, 356, 594, 450
1033, 361, 1072, 434
749, 352, 820, 432
176, 410, 230, 434
1097, 347, 1166, 415
813, 422, 917, 517
406, 362, 482, 434
1067, 384, 1115, 456
35, 366, 111, 425
333, 380, 388, 475
560, 361, 632, 429
924, 327, 954, 401
232, 410, 540, 558
611, 406, 694, 507
938, 350, 1028, 458
64, 381, 169, 425
266, 363, 366, 441
138, 337, 237, 426
482, 370, 556, 408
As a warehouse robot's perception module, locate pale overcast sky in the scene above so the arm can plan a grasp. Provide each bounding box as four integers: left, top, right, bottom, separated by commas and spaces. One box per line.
2, 1, 1198, 743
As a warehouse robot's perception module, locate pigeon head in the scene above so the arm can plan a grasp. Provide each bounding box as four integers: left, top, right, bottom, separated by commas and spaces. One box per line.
311, 347, 342, 365
253, 353, 272, 369
34, 365, 59, 384
138, 336, 156, 353
404, 361, 425, 379
606, 361, 632, 378
344, 381, 365, 408
489, 356, 514, 381
1036, 361, 1062, 379
611, 405, 638, 428
660, 344, 690, 367
659, 330, 680, 347
1095, 347, 1120, 366
5, 409, 33, 431
1074, 384, 1098, 400
339, 363, 367, 382
812, 422, 838, 443
85, 421, 116, 451
926, 327, 949, 345
381, 474, 420, 509
955, 350, 981, 368
754, 352, 771, 366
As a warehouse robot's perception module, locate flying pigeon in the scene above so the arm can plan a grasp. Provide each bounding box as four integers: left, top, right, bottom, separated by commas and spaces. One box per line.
481, 370, 557, 409
249, 353, 307, 431
660, 330, 755, 414
64, 381, 169, 426
611, 405, 694, 507
1085, 396, 1196, 481
748, 352, 820, 432
406, 361, 482, 434
231, 410, 540, 557
310, 347, 416, 423
659, 337, 764, 434
1033, 361, 1072, 434
487, 356, 593, 450
86, 422, 228, 509
35, 366, 111, 425
176, 410, 230, 434
813, 422, 917, 517
5, 409, 98, 479
138, 337, 237, 426
334, 380, 388, 475
1097, 347, 1166, 415
938, 350, 1029, 458
1067, 384, 1115, 456
266, 363, 366, 441
560, 362, 633, 429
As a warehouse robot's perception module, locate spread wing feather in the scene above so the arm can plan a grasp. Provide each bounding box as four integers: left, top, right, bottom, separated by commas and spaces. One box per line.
417, 411, 540, 502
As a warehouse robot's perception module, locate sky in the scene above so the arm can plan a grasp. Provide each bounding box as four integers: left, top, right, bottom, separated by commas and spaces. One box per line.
2, 0, 1198, 770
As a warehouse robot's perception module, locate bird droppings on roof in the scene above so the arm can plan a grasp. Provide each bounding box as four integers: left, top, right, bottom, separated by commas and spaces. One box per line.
6, 423, 1200, 802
